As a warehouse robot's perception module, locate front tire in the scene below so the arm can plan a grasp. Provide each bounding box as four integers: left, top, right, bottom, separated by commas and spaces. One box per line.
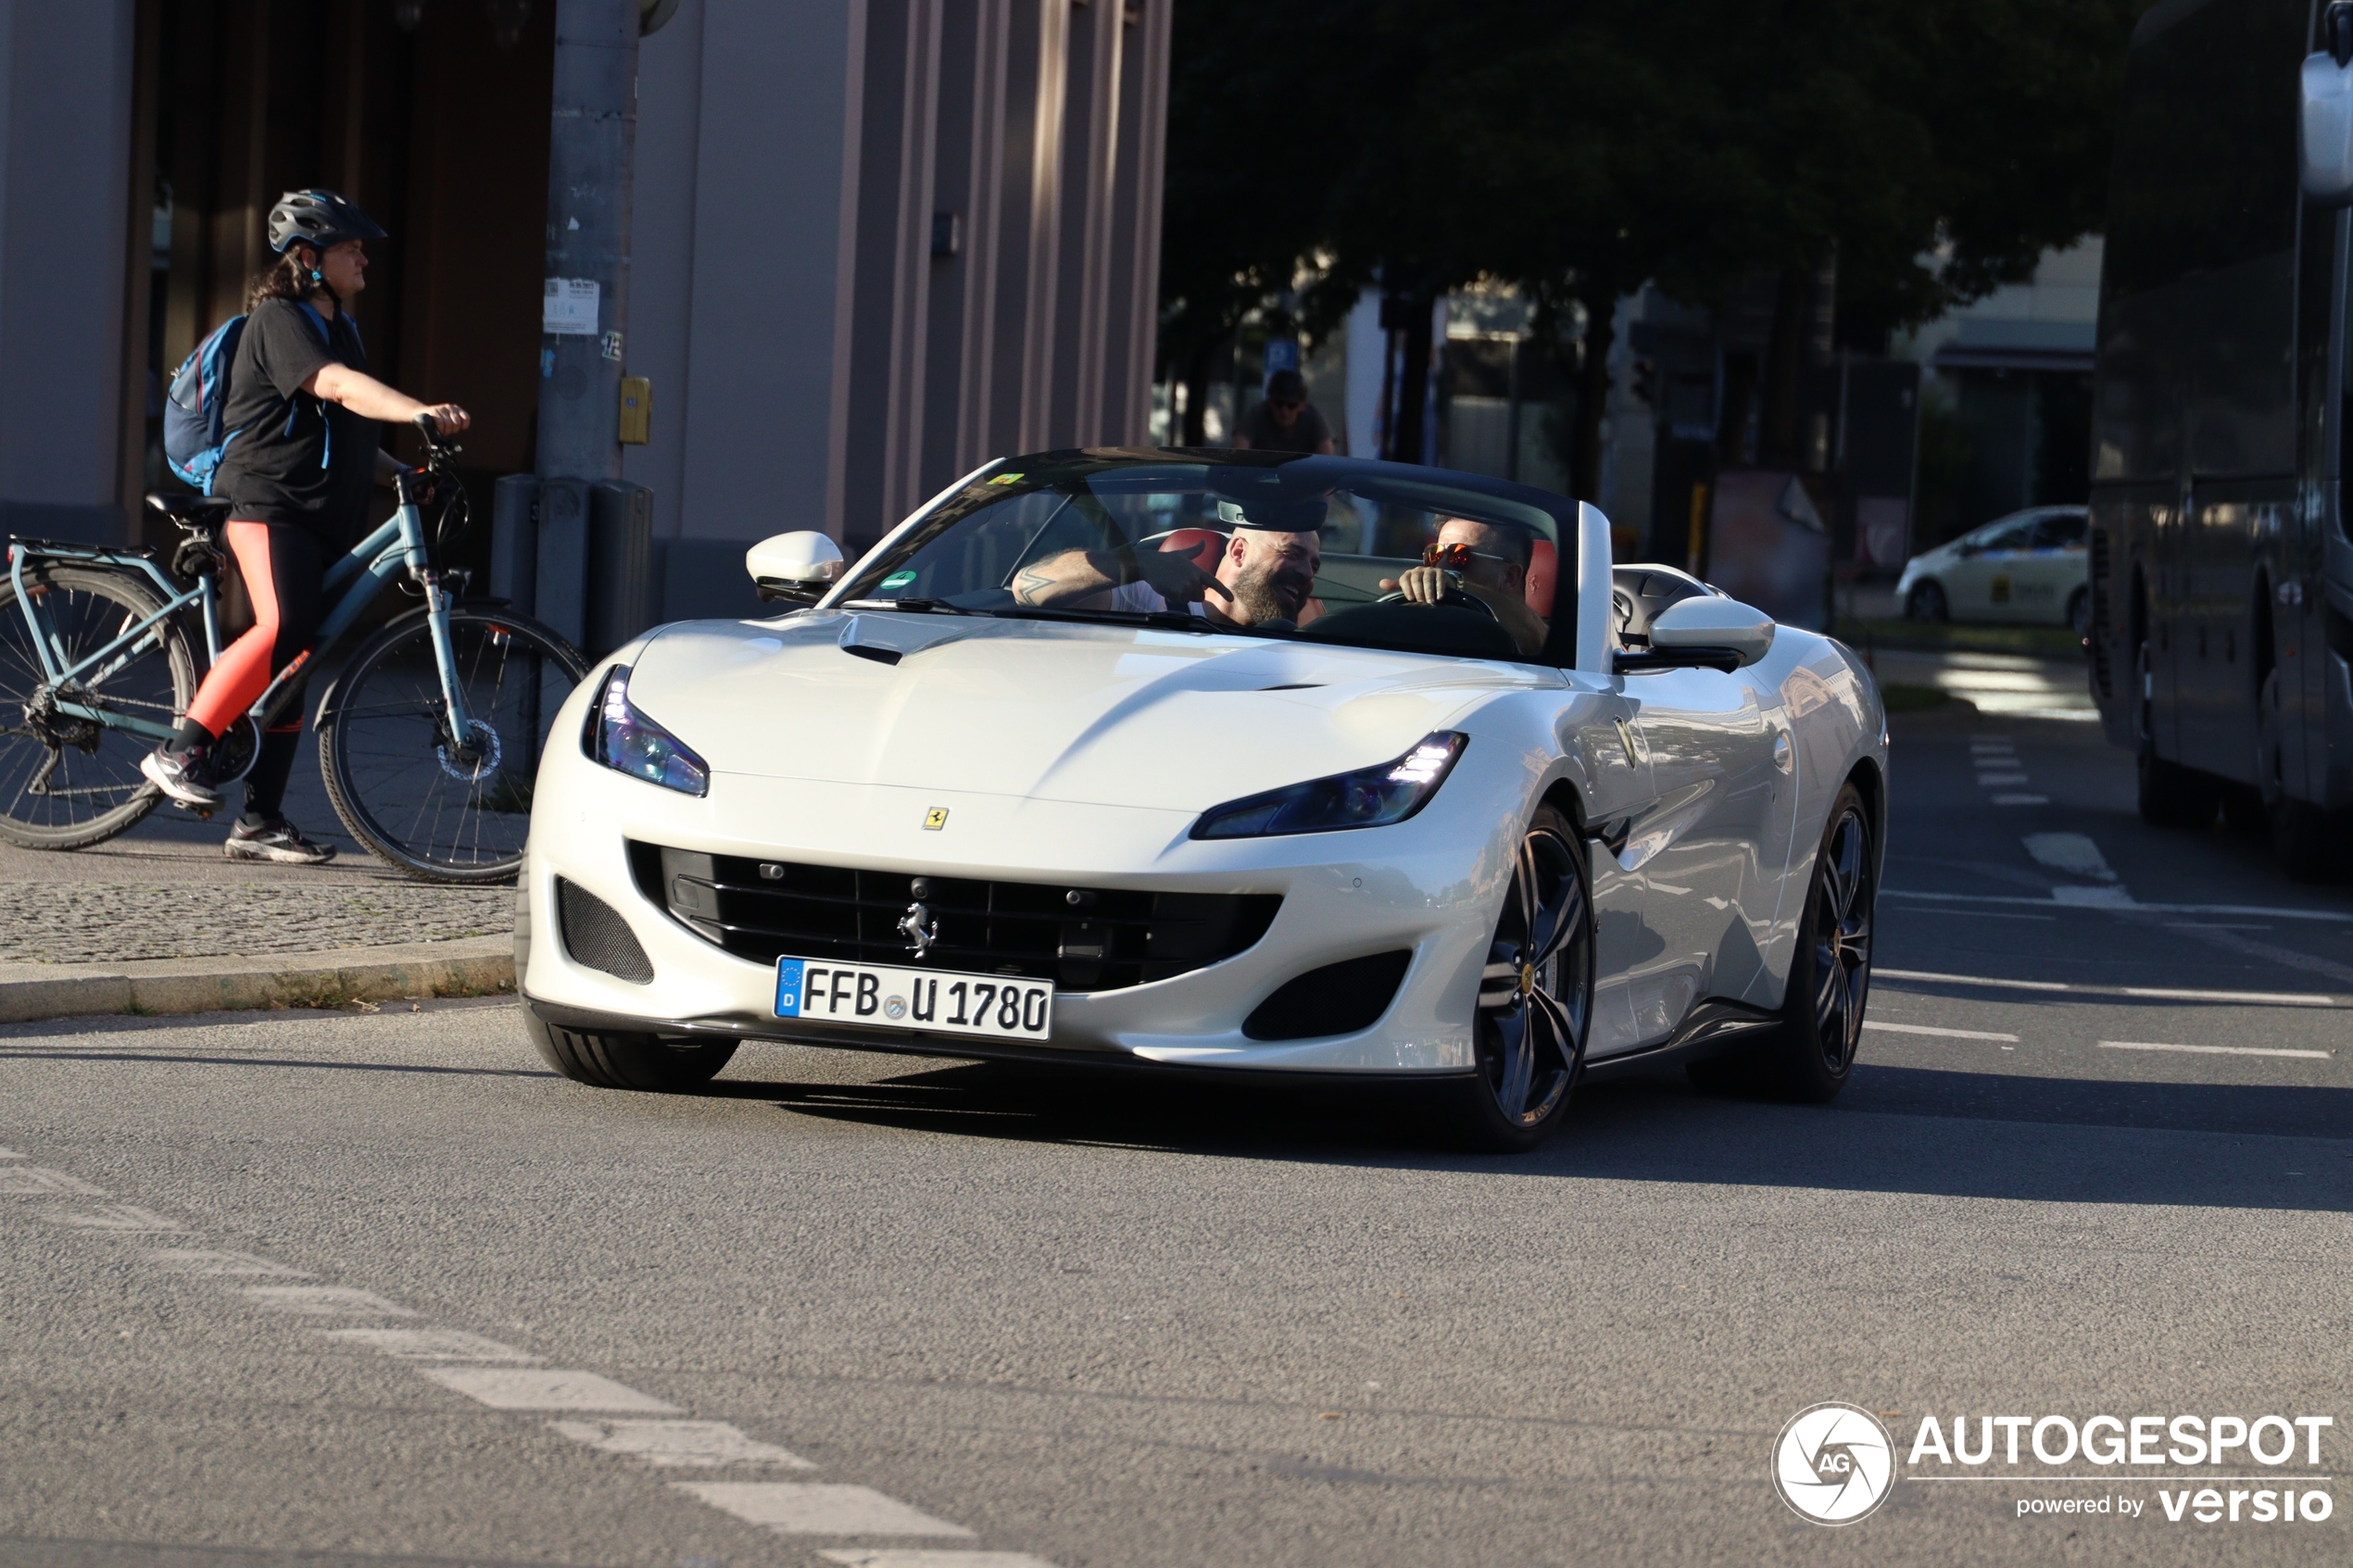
1906, 582, 1947, 622
319, 606, 587, 883
1440, 803, 1593, 1152
1757, 783, 1874, 1103
524, 1006, 737, 1091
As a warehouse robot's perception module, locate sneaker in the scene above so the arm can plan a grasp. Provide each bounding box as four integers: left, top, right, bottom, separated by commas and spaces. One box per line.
140, 745, 221, 809
224, 815, 336, 865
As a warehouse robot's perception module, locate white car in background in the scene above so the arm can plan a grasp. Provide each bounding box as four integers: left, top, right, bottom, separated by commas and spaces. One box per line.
514, 450, 1889, 1151
1897, 505, 2089, 632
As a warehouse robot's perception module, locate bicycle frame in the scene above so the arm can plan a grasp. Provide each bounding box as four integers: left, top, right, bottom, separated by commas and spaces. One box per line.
6, 483, 474, 746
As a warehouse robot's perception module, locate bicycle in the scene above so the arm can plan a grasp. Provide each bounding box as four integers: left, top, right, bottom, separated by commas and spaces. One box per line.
0, 415, 587, 882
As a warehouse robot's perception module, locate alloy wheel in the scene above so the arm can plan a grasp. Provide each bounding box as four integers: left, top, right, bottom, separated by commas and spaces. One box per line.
1475, 820, 1592, 1125
1806, 806, 1873, 1073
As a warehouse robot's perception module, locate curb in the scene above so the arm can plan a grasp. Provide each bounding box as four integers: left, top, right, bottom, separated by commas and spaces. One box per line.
0, 935, 515, 1024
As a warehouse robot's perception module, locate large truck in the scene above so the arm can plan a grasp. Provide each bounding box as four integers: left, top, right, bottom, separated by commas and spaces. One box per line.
2090, 0, 2353, 875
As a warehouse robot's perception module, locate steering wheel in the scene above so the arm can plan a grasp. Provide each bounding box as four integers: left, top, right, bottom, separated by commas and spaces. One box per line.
1375, 585, 1502, 622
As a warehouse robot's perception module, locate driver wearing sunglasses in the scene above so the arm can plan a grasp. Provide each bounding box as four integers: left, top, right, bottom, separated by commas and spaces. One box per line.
1378, 516, 1549, 656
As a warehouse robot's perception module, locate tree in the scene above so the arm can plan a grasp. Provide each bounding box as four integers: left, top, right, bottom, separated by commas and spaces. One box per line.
1160, 0, 2155, 492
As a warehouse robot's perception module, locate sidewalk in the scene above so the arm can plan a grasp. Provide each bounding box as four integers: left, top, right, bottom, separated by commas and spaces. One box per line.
0, 731, 519, 1020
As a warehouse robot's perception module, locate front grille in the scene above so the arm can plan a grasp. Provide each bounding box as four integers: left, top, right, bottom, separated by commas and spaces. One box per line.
631, 843, 1279, 993
557, 877, 654, 984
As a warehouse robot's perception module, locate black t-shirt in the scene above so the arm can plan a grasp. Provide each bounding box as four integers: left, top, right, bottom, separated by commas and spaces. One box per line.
211, 298, 379, 540
1237, 398, 1332, 453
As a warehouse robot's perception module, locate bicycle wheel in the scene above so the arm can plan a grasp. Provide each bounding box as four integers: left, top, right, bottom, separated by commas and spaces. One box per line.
319, 605, 587, 883
0, 563, 196, 849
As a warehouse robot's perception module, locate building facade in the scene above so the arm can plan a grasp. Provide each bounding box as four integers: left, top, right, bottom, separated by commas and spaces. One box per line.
0, 0, 1167, 621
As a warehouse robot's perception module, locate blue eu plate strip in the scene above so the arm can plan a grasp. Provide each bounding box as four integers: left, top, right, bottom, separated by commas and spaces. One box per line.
774, 958, 805, 1018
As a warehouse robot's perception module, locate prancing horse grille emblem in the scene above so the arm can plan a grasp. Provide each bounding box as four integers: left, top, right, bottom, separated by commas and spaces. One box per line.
898, 901, 938, 959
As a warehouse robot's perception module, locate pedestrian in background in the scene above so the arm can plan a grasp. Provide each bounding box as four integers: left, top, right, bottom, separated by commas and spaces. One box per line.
1233, 368, 1336, 455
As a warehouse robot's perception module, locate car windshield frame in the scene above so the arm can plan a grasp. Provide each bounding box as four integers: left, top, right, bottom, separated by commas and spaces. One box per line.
824, 447, 1586, 669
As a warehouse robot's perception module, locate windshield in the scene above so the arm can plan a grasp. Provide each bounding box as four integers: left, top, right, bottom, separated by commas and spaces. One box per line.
829, 451, 1576, 665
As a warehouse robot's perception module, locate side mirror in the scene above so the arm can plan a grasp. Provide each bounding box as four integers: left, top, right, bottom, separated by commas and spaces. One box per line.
2304, 6, 2353, 202
746, 531, 845, 604
1646, 595, 1775, 669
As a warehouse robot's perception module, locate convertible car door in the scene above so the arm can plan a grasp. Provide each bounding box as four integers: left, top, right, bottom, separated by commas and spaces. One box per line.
1586, 662, 1794, 1055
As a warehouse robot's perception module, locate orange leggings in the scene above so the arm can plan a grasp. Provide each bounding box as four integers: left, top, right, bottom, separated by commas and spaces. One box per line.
186, 520, 325, 738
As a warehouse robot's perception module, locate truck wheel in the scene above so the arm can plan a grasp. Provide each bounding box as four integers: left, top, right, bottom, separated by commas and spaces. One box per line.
2136, 738, 2218, 830
2270, 800, 2342, 884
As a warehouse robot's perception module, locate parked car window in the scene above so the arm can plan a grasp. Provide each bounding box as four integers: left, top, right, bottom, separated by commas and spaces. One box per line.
2031, 512, 2088, 549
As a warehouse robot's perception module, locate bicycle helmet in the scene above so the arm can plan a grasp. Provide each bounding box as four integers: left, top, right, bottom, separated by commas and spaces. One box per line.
267, 189, 387, 255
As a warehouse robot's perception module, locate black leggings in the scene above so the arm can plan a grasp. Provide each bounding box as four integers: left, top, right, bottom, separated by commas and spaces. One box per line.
183, 521, 326, 821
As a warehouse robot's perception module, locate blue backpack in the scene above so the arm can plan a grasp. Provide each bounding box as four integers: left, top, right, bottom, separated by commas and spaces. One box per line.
163, 303, 333, 494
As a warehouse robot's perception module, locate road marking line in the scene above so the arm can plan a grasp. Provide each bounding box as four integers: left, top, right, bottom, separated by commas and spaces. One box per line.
1992, 795, 2050, 805
242, 1286, 417, 1317
1863, 1022, 2020, 1041
820, 1554, 1062, 1568
676, 1483, 974, 1537
419, 1366, 682, 1412
39, 1204, 183, 1231
2099, 1041, 2332, 1060
1976, 772, 2032, 785
550, 1418, 813, 1468
1876, 967, 2344, 1007
1938, 909, 2057, 922
2119, 986, 2336, 1005
148, 1248, 310, 1276
0, 1147, 23, 1159
0, 1166, 109, 1197
2022, 833, 2116, 882
323, 1328, 538, 1361
1879, 968, 2068, 992
1884, 889, 2353, 924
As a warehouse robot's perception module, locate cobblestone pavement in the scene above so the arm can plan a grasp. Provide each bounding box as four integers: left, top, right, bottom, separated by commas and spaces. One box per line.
0, 879, 513, 962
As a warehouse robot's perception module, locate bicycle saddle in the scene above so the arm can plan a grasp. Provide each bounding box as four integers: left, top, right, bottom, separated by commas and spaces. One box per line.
145, 492, 233, 532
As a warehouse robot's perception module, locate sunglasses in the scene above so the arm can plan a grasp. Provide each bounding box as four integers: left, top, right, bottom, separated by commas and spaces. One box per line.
1269, 398, 1303, 411
1421, 541, 1508, 570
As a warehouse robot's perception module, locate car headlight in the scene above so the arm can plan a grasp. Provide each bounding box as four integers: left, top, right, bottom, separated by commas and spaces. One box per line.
585, 665, 709, 797
1190, 733, 1466, 839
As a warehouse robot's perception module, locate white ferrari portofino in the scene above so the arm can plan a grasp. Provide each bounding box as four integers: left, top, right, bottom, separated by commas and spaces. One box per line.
517, 451, 1887, 1149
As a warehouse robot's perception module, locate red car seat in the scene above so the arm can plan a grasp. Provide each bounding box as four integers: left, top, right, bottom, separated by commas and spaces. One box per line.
1157, 528, 1227, 572
1524, 537, 1557, 619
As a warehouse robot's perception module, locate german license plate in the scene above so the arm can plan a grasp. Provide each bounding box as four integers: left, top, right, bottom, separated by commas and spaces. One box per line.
774, 956, 1053, 1041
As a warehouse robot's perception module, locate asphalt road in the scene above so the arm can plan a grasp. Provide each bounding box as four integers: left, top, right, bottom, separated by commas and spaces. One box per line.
4, 696, 2351, 1567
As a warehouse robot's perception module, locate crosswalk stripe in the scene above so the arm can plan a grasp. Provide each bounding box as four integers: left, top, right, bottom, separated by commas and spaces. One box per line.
675, 1482, 975, 1537
418, 1366, 681, 1412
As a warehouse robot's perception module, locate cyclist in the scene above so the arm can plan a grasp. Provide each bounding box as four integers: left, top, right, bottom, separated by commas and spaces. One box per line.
141, 189, 470, 864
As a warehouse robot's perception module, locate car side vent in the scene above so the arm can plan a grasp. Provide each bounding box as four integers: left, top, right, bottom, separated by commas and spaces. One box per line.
1243, 950, 1412, 1041
556, 877, 654, 985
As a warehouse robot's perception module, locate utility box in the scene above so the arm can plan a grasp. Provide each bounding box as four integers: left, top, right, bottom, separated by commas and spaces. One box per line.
489, 474, 540, 612
586, 480, 654, 657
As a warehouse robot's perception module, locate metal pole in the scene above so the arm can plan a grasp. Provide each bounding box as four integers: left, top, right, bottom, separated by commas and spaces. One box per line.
536, 0, 638, 487
533, 0, 640, 650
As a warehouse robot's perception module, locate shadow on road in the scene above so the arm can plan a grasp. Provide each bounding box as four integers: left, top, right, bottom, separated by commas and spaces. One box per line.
702, 1057, 2353, 1214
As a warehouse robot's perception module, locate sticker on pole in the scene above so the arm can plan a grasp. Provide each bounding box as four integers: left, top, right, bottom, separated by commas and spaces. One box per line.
544, 278, 600, 336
